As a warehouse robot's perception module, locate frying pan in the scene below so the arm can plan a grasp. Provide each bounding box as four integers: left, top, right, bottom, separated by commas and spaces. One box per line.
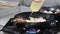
14, 12, 54, 21
14, 12, 54, 29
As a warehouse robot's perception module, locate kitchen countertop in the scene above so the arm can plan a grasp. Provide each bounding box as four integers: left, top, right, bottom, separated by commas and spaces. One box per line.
0, 31, 11, 34
0, 31, 20, 34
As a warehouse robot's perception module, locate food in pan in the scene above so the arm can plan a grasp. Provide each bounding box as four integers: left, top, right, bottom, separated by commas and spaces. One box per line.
15, 18, 26, 23
26, 17, 46, 22
15, 17, 46, 23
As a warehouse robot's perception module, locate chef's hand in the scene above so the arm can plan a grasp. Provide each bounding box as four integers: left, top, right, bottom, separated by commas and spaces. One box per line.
33, 0, 43, 3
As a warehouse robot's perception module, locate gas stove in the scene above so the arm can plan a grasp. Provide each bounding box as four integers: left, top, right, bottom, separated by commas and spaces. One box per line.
2, 13, 60, 34
2, 6, 60, 34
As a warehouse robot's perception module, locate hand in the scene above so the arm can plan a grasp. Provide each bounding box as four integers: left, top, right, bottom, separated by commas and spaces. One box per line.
33, 0, 42, 3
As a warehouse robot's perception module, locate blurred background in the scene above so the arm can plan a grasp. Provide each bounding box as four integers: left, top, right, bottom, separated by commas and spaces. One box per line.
0, 0, 60, 26
0, 0, 60, 34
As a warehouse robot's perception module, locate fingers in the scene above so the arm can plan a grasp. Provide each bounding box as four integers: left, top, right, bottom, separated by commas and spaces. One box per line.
33, 0, 42, 3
